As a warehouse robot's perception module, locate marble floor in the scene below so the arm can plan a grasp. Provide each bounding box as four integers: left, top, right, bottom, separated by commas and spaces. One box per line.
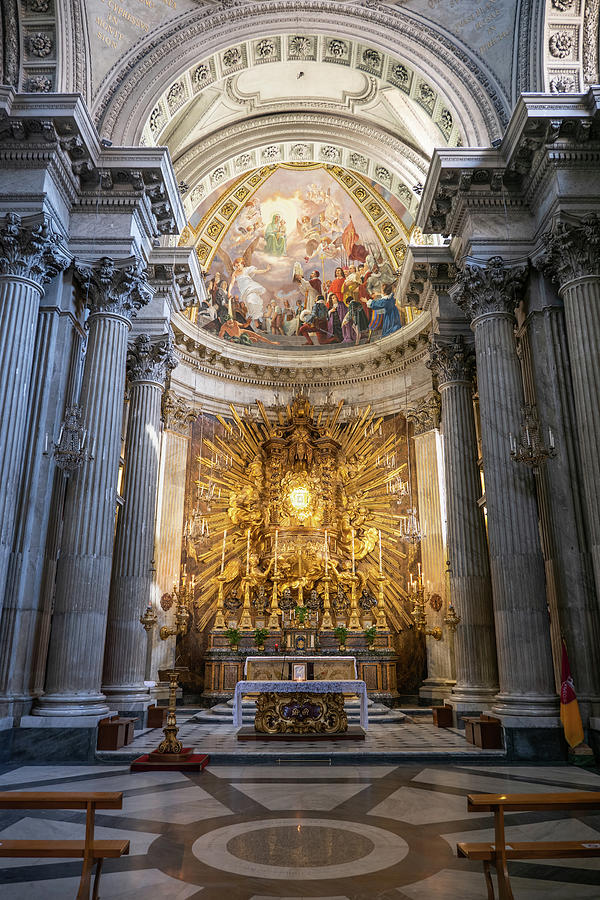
0, 760, 599, 898
96, 709, 506, 762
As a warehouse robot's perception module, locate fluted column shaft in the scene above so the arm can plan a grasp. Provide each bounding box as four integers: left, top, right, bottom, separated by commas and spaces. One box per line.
36, 257, 151, 717
102, 335, 177, 707
430, 338, 498, 704
454, 258, 557, 717
0, 214, 70, 619
525, 305, 600, 719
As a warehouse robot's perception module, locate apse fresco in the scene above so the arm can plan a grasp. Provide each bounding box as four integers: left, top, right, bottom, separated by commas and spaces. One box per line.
197, 167, 408, 350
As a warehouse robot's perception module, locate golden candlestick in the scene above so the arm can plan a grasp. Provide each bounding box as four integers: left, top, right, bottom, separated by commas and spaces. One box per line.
321, 574, 334, 630
268, 575, 281, 630
151, 667, 191, 761
239, 577, 253, 630
376, 573, 389, 631
348, 574, 361, 631
213, 575, 227, 630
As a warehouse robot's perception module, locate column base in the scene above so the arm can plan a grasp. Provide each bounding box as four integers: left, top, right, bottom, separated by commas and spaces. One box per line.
103, 685, 152, 706
32, 692, 110, 718
447, 694, 499, 729
419, 678, 456, 705
484, 711, 566, 761
11, 713, 108, 762
491, 691, 559, 718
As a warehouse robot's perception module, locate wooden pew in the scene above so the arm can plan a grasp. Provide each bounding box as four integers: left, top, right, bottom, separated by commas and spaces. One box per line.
0, 791, 130, 900
457, 791, 600, 900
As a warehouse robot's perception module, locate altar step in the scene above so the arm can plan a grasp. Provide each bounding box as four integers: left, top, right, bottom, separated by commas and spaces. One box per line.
192, 698, 413, 726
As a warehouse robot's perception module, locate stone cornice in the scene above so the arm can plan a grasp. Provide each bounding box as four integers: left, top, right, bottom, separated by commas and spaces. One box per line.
0, 89, 185, 236
417, 89, 600, 239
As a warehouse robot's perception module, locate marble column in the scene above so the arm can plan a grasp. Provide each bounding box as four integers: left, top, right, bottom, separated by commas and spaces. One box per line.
428, 336, 499, 708
409, 393, 455, 701
0, 213, 70, 620
525, 283, 600, 721
0, 282, 81, 717
148, 391, 196, 693
453, 256, 557, 718
102, 334, 178, 711
35, 257, 151, 717
542, 216, 600, 608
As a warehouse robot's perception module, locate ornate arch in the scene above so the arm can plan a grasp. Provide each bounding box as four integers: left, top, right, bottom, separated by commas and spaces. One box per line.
89, 2, 510, 146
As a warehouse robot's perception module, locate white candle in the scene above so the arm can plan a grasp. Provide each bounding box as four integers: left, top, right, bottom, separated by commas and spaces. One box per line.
274, 529, 279, 577
352, 528, 355, 576
378, 529, 383, 575
246, 528, 250, 576
220, 529, 227, 574
325, 529, 328, 575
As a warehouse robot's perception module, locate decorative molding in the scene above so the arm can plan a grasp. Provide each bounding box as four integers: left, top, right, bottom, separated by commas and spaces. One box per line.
73, 256, 152, 320
406, 390, 441, 435
541, 213, 600, 285
452, 256, 528, 323
427, 334, 475, 387
127, 332, 179, 386
162, 388, 197, 435
0, 211, 71, 285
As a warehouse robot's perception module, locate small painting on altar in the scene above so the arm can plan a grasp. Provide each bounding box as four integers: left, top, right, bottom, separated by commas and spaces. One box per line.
228, 618, 238, 629
293, 663, 307, 682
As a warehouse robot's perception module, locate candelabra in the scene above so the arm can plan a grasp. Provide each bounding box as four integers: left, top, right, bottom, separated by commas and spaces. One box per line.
158, 576, 194, 640
408, 570, 442, 640
45, 405, 92, 472
400, 507, 424, 545
510, 404, 556, 472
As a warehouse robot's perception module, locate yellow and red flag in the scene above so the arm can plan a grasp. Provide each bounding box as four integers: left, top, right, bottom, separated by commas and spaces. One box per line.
560, 639, 584, 749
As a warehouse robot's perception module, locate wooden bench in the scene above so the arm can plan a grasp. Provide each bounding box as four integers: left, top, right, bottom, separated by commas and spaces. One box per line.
0, 791, 130, 899
463, 714, 503, 749
147, 704, 167, 728
432, 705, 453, 727
457, 791, 600, 900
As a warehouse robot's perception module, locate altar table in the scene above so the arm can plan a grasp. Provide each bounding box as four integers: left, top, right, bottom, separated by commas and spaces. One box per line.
244, 656, 357, 680
233, 679, 369, 730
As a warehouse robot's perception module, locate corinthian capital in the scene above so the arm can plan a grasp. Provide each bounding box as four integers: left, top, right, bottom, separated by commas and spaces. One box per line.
541, 215, 600, 286
427, 334, 475, 386
127, 333, 179, 386
162, 390, 197, 436
0, 212, 71, 286
452, 256, 528, 323
74, 256, 152, 320
406, 391, 441, 435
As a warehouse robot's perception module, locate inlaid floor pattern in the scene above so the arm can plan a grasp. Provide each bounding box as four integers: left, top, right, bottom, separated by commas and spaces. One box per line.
0, 760, 599, 898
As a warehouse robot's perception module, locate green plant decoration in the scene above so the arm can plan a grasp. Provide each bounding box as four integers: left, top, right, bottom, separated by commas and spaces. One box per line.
225, 627, 241, 649
254, 627, 269, 647
334, 625, 348, 646
296, 605, 308, 624
364, 626, 377, 645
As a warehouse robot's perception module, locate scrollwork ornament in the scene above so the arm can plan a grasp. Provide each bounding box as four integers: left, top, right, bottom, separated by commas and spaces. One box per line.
406, 391, 441, 435
0, 212, 71, 286
427, 334, 475, 386
127, 332, 179, 386
452, 256, 527, 323
74, 256, 152, 320
541, 215, 600, 286
162, 389, 196, 435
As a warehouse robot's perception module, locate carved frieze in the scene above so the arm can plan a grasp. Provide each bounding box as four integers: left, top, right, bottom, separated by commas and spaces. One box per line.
0, 212, 70, 286
452, 256, 528, 323
541, 214, 600, 286
162, 389, 197, 435
127, 332, 179, 386
406, 391, 441, 435
74, 256, 152, 320
427, 334, 475, 387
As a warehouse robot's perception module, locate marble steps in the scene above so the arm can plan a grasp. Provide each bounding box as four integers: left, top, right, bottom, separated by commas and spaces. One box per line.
191, 699, 411, 725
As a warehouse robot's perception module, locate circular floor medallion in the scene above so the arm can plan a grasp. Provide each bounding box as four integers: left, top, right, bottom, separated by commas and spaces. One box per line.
192, 817, 408, 880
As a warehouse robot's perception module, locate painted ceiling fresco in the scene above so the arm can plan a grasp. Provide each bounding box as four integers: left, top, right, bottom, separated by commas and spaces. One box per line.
191, 165, 411, 350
